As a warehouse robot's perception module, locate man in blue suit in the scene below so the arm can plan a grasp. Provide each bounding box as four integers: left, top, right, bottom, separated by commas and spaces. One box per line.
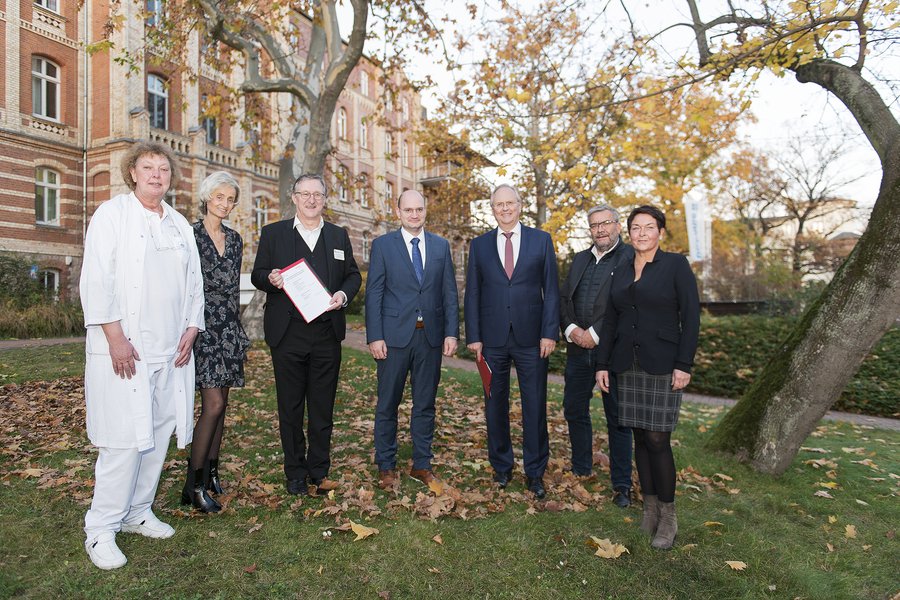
464, 184, 560, 499
365, 190, 459, 490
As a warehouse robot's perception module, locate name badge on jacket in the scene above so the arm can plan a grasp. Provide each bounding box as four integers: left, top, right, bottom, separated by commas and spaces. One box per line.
334, 249, 345, 261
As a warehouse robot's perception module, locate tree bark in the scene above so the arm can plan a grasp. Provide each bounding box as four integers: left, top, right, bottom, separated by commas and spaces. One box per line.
707, 59, 900, 474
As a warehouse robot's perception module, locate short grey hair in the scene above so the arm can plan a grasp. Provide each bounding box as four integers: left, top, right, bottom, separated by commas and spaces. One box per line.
293, 173, 328, 196
587, 204, 620, 223
199, 171, 240, 215
490, 183, 521, 205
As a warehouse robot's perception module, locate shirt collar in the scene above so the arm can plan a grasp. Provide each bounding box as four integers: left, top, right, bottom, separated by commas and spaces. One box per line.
400, 228, 425, 245
498, 222, 522, 238
293, 216, 324, 233
591, 236, 621, 262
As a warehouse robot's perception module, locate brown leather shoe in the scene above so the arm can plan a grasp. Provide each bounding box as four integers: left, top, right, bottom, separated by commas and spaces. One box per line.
409, 468, 436, 485
378, 469, 397, 490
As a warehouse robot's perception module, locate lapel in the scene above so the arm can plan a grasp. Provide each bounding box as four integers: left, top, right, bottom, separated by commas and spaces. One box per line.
490, 228, 507, 277
510, 225, 529, 280
423, 231, 439, 286
320, 221, 333, 286
394, 229, 422, 288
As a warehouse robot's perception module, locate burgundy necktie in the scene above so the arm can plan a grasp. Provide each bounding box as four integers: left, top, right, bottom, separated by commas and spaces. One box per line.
503, 231, 514, 279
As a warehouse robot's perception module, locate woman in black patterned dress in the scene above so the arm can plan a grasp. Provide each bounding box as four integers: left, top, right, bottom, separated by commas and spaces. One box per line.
595, 205, 700, 550
181, 171, 250, 513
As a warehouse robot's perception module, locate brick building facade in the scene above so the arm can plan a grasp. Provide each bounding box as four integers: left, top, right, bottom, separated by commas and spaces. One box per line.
0, 1, 427, 302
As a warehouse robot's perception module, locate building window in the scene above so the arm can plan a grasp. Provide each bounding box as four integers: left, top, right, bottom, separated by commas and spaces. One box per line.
401, 97, 409, 121
337, 108, 347, 139
35, 0, 60, 13
338, 167, 350, 203
385, 181, 394, 204
385, 134, 393, 159
201, 94, 218, 145
147, 74, 168, 129
35, 167, 60, 225
402, 142, 410, 167
360, 117, 368, 150
32, 57, 60, 121
146, 0, 164, 26
362, 232, 370, 262
358, 173, 369, 207
41, 269, 60, 300
253, 195, 268, 240
360, 71, 369, 97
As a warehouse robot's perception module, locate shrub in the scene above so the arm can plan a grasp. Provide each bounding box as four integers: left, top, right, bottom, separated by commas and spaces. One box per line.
0, 253, 47, 309
0, 300, 84, 339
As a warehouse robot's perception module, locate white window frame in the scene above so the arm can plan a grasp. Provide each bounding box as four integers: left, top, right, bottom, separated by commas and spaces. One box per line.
385, 133, 393, 158
253, 195, 268, 239
34, 0, 60, 13
147, 74, 168, 129
146, 0, 164, 26
35, 167, 60, 225
201, 95, 218, 145
362, 232, 370, 262
339, 167, 350, 203
41, 269, 60, 300
360, 71, 369, 96
360, 117, 368, 149
401, 97, 409, 121
32, 57, 60, 121
402, 142, 410, 167
337, 108, 347, 139
385, 181, 394, 204
358, 174, 369, 207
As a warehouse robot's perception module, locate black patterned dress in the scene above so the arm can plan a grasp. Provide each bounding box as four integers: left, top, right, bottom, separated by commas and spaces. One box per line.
192, 221, 250, 388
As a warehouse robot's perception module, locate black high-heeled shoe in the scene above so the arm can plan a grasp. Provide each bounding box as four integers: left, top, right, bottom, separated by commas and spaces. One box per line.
206, 458, 225, 495
181, 466, 221, 513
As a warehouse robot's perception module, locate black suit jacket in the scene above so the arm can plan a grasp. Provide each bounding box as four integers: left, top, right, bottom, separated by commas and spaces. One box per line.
595, 250, 700, 375
250, 218, 361, 348
559, 239, 634, 355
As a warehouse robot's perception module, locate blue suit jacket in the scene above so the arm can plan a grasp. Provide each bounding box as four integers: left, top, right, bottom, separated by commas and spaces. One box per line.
464, 225, 560, 348
365, 229, 459, 348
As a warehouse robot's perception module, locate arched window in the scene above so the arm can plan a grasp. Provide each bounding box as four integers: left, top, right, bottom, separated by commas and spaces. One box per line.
360, 117, 368, 149
360, 71, 369, 96
147, 74, 168, 129
32, 57, 60, 121
337, 108, 347, 139
35, 167, 60, 225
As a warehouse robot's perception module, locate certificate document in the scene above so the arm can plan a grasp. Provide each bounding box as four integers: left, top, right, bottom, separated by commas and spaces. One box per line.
280, 258, 332, 323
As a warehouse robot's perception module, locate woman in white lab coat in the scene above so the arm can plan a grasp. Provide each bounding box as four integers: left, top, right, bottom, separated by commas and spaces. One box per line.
79, 140, 204, 570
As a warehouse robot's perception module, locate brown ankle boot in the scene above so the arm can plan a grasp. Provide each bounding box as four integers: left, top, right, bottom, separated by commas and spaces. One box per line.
639, 495, 659, 536
651, 500, 677, 550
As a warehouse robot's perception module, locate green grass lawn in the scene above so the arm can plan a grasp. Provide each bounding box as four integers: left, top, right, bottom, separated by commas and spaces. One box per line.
0, 344, 897, 599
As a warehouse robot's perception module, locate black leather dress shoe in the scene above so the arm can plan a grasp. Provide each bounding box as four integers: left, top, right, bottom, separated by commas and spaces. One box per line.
526, 476, 546, 500
493, 470, 513, 489
286, 478, 308, 496
613, 487, 631, 508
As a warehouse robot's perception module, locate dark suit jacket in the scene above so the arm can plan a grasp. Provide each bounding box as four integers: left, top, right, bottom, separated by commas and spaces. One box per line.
464, 225, 560, 348
364, 229, 459, 348
595, 249, 700, 375
250, 218, 361, 348
559, 239, 634, 355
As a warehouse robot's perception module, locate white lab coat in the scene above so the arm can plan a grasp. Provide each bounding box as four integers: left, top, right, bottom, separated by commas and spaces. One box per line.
80, 192, 205, 451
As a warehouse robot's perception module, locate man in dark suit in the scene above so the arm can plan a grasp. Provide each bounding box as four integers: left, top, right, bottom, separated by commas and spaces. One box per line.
560, 204, 634, 507
464, 184, 560, 499
365, 190, 459, 490
251, 173, 361, 496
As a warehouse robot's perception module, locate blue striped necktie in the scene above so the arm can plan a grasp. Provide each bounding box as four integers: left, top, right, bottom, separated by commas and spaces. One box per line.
411, 238, 424, 285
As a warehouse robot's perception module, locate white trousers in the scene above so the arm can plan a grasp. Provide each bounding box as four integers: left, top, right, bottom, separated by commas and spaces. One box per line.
84, 361, 177, 541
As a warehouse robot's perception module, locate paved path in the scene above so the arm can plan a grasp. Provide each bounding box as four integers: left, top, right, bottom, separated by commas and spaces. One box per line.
3, 332, 897, 432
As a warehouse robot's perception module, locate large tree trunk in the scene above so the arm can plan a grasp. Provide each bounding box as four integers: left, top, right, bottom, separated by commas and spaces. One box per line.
707, 60, 900, 474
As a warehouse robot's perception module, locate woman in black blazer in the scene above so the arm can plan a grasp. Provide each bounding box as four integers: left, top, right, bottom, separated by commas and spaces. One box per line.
596, 205, 700, 550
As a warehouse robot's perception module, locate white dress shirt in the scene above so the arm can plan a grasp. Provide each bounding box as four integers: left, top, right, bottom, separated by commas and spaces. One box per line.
564, 238, 622, 345
400, 227, 426, 267
495, 222, 522, 268
293, 216, 324, 250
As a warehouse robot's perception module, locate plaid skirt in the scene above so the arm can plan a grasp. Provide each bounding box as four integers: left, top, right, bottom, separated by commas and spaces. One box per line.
617, 358, 682, 432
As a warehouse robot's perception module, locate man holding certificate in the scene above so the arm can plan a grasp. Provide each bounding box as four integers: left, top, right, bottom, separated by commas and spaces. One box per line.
364, 190, 459, 491
251, 173, 361, 496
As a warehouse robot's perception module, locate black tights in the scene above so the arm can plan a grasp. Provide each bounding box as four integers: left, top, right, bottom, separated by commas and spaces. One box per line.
190, 387, 230, 470
632, 428, 676, 503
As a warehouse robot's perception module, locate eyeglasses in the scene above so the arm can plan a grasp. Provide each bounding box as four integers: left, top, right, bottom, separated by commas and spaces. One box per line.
292, 191, 326, 201
629, 224, 659, 234
589, 220, 618, 230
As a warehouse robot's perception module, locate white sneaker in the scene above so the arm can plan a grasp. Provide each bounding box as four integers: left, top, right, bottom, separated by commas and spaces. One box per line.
85, 532, 127, 570
121, 511, 175, 539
